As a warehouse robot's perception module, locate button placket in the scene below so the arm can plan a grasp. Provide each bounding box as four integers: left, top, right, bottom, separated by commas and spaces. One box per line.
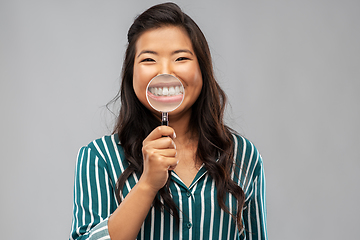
186, 222, 192, 229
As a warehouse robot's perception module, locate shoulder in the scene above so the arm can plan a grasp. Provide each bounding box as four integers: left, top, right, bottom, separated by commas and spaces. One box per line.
87, 133, 122, 154
76, 134, 128, 184
79, 134, 127, 167
232, 134, 263, 166
231, 133, 264, 189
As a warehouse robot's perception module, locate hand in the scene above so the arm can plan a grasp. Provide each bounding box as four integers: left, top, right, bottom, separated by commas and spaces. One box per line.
140, 126, 178, 193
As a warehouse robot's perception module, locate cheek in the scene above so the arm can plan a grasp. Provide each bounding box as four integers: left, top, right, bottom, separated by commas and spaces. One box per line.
185, 65, 203, 92
133, 64, 158, 86
188, 66, 203, 104
176, 62, 202, 85
133, 65, 158, 110
132, 67, 148, 106
193, 67, 203, 87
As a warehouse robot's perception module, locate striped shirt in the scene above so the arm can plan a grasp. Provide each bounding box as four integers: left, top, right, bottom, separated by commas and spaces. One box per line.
69, 134, 267, 240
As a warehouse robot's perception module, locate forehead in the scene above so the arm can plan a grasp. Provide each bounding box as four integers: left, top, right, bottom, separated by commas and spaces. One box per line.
135, 26, 194, 53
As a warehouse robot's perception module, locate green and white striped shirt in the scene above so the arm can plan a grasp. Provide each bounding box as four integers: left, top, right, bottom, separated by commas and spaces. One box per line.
69, 134, 267, 240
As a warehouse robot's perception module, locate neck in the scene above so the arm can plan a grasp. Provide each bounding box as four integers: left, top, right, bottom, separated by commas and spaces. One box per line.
168, 108, 196, 144
169, 108, 200, 171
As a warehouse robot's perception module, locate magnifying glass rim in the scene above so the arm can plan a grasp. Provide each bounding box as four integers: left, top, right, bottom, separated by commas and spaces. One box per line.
146, 74, 185, 113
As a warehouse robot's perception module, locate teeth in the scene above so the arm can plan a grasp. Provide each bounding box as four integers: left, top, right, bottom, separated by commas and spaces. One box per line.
149, 86, 184, 96
169, 86, 175, 95
162, 87, 169, 96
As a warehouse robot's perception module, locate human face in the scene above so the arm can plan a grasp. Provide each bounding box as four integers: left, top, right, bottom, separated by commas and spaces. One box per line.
133, 26, 203, 119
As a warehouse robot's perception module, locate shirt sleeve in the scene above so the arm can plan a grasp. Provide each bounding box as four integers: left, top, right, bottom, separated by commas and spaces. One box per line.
242, 154, 268, 240
69, 146, 116, 240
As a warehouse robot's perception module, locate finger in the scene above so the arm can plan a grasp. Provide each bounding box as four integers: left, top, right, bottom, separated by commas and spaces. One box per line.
144, 135, 176, 150
144, 126, 176, 142
156, 149, 177, 158
168, 158, 180, 171
147, 155, 178, 170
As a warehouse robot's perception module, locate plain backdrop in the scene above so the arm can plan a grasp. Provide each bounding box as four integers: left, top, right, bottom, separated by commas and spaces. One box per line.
1, 0, 359, 239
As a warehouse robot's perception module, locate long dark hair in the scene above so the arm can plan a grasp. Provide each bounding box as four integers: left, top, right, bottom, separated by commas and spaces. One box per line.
112, 2, 245, 231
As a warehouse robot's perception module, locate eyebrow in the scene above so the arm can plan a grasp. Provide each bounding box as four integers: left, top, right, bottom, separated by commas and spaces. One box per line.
137, 49, 194, 58
137, 50, 158, 58
173, 49, 194, 55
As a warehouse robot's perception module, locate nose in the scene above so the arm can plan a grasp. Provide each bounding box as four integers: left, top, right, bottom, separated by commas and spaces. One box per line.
159, 61, 172, 75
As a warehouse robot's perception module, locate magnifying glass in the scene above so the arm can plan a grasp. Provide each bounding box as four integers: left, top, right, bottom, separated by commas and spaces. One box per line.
146, 74, 185, 126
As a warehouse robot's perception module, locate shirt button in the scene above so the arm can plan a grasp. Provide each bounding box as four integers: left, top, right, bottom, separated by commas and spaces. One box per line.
187, 222, 192, 229
186, 191, 191, 197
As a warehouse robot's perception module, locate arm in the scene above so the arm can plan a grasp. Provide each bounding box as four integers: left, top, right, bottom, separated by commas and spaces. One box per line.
70, 127, 177, 240
69, 146, 115, 240
242, 156, 268, 240
107, 178, 158, 239
107, 126, 178, 240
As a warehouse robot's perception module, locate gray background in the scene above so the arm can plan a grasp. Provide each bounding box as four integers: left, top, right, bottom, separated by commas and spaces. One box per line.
1, 0, 359, 239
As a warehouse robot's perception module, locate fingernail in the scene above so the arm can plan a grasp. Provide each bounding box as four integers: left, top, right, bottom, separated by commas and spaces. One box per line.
173, 131, 176, 139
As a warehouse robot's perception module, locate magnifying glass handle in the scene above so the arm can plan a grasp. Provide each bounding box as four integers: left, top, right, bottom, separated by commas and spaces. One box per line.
161, 112, 168, 126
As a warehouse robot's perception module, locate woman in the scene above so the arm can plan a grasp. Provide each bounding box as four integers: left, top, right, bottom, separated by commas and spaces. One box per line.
70, 2, 267, 240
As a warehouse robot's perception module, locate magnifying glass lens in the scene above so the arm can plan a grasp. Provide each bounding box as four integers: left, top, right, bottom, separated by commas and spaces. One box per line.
146, 74, 184, 113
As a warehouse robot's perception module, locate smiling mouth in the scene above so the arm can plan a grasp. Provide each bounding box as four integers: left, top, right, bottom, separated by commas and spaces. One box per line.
147, 85, 184, 104
147, 85, 184, 96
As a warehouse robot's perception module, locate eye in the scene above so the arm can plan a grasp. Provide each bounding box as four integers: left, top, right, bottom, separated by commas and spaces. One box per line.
140, 58, 155, 63
175, 57, 190, 62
